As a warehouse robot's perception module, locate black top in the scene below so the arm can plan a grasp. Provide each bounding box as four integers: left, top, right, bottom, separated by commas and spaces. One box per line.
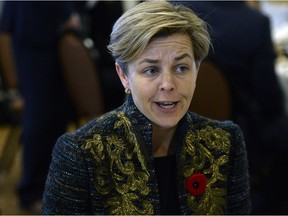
154, 154, 181, 215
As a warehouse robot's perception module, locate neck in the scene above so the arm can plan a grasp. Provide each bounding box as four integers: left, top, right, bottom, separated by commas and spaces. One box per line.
152, 124, 177, 157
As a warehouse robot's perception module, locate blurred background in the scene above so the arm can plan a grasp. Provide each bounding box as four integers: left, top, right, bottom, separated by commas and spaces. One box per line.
1, 0, 288, 214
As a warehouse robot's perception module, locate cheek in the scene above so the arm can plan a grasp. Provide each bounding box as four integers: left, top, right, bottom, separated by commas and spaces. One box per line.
192, 77, 197, 91
130, 78, 150, 102
183, 76, 197, 95
191, 73, 198, 91
130, 75, 155, 96
132, 83, 154, 102
131, 86, 153, 117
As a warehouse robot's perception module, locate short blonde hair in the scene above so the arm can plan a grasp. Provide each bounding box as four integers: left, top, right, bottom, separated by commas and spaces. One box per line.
107, 0, 210, 73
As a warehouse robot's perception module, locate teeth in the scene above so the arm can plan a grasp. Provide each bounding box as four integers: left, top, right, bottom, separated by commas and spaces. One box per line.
161, 102, 173, 105
158, 102, 176, 109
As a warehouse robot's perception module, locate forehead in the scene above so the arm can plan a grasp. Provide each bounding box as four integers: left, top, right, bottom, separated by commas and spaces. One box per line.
137, 33, 193, 59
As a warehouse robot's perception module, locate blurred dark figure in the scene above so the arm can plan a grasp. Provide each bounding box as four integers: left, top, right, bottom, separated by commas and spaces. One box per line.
88, 1, 126, 112
0, 33, 24, 125
173, 1, 288, 214
0, 1, 85, 213
0, 0, 23, 125
0, 26, 24, 182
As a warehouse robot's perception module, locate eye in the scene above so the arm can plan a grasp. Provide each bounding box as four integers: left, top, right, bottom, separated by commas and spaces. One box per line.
143, 67, 158, 76
176, 65, 189, 74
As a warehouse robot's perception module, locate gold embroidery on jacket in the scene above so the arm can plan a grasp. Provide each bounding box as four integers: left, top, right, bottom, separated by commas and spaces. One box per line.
181, 125, 231, 215
81, 112, 153, 215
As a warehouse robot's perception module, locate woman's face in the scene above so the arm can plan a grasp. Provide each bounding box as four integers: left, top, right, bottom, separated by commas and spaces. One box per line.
116, 33, 199, 129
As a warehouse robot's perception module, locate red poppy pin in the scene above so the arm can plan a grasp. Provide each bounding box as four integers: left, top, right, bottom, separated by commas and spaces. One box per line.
185, 173, 207, 196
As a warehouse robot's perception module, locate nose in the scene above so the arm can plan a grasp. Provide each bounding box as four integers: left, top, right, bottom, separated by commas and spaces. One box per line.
159, 72, 175, 92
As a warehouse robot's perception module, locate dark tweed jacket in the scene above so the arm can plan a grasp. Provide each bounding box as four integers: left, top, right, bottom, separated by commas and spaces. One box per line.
42, 96, 251, 215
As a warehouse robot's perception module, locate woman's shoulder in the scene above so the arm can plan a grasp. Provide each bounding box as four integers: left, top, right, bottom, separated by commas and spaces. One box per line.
187, 111, 239, 130
186, 112, 247, 164
187, 111, 244, 144
55, 109, 124, 150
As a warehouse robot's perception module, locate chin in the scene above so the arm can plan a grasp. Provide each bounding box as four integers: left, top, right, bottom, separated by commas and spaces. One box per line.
153, 119, 180, 129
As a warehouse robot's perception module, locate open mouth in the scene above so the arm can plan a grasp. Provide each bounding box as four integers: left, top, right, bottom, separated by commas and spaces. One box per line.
155, 101, 178, 109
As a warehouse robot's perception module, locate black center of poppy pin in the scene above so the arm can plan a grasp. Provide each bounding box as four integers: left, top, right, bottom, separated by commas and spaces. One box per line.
193, 182, 199, 189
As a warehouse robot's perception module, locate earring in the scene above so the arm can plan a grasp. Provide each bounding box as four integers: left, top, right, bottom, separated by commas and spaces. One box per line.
125, 88, 131, 95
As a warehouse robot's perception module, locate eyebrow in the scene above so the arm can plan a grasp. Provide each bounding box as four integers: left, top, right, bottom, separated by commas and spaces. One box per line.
174, 53, 193, 61
138, 53, 192, 65
138, 58, 159, 65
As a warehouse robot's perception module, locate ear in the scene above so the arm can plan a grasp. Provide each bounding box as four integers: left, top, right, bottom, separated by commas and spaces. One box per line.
115, 63, 130, 89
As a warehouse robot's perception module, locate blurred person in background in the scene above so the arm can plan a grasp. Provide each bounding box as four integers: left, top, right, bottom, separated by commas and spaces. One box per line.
0, 1, 85, 213
85, 1, 140, 113
0, 0, 24, 125
87, 1, 126, 112
175, 1, 288, 214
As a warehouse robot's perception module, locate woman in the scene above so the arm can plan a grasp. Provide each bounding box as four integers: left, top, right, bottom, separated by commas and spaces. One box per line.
42, 1, 250, 214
